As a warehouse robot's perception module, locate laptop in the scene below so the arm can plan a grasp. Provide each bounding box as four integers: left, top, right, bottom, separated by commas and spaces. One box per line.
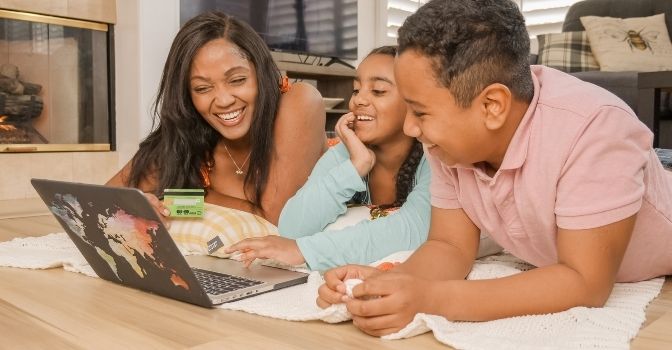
31, 178, 308, 308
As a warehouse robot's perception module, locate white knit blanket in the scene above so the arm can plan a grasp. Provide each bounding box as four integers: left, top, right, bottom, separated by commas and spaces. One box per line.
0, 233, 663, 350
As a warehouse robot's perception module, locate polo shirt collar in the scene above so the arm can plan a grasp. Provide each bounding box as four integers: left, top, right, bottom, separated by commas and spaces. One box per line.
450, 70, 541, 179
496, 69, 540, 171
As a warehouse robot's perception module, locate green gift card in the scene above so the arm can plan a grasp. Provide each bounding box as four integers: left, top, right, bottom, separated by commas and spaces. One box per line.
163, 189, 205, 218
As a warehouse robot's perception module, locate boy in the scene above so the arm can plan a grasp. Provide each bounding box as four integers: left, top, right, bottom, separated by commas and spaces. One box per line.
316, 0, 672, 337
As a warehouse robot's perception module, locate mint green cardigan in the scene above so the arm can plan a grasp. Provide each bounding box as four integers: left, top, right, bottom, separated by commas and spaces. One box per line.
278, 142, 431, 271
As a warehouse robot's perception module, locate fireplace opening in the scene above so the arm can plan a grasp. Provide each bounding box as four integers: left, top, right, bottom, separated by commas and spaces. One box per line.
0, 9, 113, 152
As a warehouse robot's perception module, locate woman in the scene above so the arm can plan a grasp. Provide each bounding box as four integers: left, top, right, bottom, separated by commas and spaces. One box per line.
107, 12, 326, 225
226, 46, 432, 270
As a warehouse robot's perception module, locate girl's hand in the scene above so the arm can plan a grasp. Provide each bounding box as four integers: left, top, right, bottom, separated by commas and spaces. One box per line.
316, 264, 379, 308
144, 193, 171, 229
335, 113, 375, 177
224, 236, 305, 268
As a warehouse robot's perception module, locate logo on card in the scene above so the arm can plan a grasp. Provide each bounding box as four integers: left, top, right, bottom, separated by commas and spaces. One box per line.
207, 236, 224, 254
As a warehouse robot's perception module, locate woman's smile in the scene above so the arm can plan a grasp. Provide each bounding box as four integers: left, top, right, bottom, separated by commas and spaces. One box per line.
214, 107, 246, 127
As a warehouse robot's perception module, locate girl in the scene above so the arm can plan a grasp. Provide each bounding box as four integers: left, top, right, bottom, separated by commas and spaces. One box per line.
225, 46, 431, 270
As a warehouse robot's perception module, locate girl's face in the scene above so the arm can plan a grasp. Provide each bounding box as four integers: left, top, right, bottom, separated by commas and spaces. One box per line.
189, 38, 258, 142
348, 53, 408, 146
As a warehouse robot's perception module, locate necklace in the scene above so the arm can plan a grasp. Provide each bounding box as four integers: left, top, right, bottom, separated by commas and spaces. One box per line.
223, 145, 251, 175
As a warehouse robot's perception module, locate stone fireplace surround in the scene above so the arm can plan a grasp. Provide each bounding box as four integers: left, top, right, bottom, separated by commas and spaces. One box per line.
0, 0, 118, 217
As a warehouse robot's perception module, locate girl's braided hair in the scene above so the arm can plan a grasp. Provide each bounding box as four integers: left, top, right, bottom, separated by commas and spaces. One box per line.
351, 45, 423, 207
391, 139, 423, 206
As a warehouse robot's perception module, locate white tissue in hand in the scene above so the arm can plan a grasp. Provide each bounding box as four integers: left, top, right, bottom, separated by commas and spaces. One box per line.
344, 278, 363, 298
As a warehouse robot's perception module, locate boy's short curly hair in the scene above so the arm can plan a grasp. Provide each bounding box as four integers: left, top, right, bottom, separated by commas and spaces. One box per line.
398, 0, 534, 108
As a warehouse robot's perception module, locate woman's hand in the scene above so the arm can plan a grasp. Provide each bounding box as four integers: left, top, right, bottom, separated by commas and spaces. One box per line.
316, 264, 379, 308
335, 113, 375, 177
224, 236, 305, 267
144, 193, 171, 228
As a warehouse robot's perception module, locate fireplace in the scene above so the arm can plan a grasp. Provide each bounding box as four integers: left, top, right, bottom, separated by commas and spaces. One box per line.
0, 9, 113, 152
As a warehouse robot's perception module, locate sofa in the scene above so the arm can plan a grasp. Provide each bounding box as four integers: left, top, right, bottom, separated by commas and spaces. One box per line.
529, 0, 672, 132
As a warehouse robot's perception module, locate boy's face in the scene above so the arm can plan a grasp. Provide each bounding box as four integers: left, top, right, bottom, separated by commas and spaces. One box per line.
395, 49, 490, 167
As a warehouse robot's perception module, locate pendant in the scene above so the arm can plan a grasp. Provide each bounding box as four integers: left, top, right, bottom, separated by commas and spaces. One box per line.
235, 170, 244, 175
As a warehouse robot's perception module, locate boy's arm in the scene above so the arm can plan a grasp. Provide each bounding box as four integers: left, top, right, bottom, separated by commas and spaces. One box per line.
393, 206, 481, 280
347, 214, 636, 334
432, 214, 636, 321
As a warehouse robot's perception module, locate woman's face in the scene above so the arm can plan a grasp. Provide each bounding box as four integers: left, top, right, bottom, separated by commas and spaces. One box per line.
189, 38, 258, 142
348, 53, 408, 146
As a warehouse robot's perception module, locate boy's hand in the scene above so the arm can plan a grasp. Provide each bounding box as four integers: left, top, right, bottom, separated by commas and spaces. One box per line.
144, 193, 171, 229
224, 236, 304, 267
335, 113, 375, 176
344, 271, 436, 337
316, 264, 379, 308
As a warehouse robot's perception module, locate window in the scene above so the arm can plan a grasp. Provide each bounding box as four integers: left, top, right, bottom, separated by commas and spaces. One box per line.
380, 0, 582, 50
378, 0, 427, 45
519, 0, 583, 38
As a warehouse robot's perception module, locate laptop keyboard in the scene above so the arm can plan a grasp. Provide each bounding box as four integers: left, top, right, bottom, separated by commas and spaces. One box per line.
192, 268, 263, 295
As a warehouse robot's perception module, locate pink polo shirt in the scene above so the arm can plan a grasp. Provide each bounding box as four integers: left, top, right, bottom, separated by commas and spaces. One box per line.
429, 65, 672, 282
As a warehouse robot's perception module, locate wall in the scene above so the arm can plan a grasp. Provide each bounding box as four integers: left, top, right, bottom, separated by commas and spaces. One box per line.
114, 0, 179, 166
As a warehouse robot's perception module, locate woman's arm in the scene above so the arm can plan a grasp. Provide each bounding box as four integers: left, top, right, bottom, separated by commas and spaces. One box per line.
296, 157, 431, 270
105, 159, 172, 223
278, 143, 366, 238
106, 159, 157, 192
106, 160, 132, 187
260, 82, 327, 225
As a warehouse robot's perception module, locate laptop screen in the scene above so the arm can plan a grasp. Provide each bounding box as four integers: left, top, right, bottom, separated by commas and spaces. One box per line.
32, 179, 209, 304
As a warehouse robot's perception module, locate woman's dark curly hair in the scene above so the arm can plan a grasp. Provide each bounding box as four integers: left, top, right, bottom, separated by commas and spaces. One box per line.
397, 0, 534, 107
352, 46, 424, 207
126, 11, 281, 207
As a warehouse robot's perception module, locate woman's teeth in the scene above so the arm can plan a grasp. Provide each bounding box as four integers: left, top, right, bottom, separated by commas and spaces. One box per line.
216, 109, 242, 121
356, 115, 374, 121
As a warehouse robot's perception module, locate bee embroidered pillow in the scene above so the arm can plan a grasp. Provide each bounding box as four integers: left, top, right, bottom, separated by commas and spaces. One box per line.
580, 14, 672, 72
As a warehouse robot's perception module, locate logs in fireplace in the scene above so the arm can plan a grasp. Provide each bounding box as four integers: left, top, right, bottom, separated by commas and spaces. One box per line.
0, 63, 44, 144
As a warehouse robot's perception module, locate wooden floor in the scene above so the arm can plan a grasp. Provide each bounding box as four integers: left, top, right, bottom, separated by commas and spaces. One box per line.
0, 215, 670, 349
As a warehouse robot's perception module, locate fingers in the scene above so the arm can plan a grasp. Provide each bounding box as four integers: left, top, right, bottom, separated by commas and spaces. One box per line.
316, 265, 359, 308
351, 314, 406, 337
145, 193, 170, 216
225, 237, 271, 254
225, 239, 253, 254
335, 112, 355, 139
348, 272, 402, 300
335, 113, 360, 145
320, 265, 379, 303
242, 256, 255, 268
144, 193, 171, 228
345, 291, 390, 317
316, 282, 343, 308
225, 237, 280, 268
323, 265, 365, 292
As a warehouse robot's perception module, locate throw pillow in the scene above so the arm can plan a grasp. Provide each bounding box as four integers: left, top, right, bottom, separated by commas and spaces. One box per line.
536, 31, 600, 73
168, 203, 278, 258
580, 13, 672, 72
